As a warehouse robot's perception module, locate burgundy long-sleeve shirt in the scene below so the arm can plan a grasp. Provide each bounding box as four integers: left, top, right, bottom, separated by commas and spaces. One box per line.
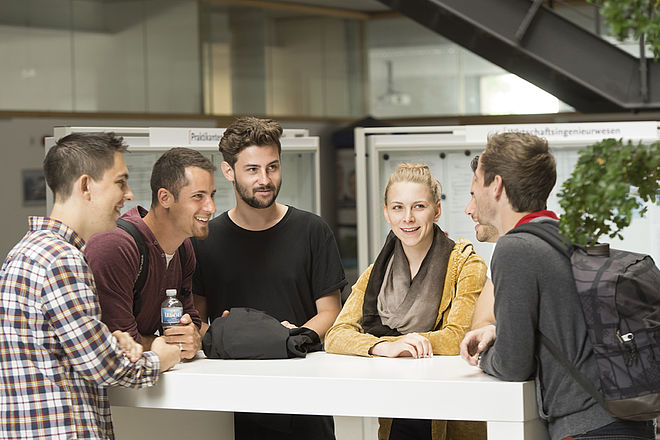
85, 206, 201, 342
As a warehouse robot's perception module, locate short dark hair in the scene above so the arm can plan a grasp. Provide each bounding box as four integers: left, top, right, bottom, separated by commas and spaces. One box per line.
218, 116, 283, 167
480, 132, 556, 212
44, 132, 128, 202
150, 147, 216, 205
470, 155, 479, 173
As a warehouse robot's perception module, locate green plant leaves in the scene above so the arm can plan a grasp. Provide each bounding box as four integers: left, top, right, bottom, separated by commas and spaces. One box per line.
588, 0, 660, 59
558, 138, 660, 245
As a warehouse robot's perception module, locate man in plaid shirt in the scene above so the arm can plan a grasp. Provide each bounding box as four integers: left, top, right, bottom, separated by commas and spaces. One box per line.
0, 132, 181, 439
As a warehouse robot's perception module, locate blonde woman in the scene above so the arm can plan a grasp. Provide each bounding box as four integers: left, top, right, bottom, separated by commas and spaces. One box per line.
325, 163, 487, 440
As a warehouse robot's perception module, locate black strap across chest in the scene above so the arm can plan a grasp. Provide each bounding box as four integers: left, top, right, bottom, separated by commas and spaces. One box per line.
116, 218, 187, 317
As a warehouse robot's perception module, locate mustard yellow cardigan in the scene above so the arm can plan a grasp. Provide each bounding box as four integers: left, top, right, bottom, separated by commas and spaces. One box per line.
325, 238, 487, 356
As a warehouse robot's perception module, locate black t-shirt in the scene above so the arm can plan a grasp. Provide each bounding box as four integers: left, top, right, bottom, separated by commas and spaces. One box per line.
193, 206, 344, 440
192, 206, 347, 325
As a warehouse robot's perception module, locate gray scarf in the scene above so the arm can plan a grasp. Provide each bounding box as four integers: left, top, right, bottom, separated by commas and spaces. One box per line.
361, 225, 455, 336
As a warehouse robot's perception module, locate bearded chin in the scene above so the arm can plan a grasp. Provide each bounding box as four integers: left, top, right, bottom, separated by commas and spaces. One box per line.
236, 182, 281, 209
245, 196, 275, 209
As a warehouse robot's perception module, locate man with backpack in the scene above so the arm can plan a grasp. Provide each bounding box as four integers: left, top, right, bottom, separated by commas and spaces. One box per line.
85, 147, 216, 359
459, 132, 655, 440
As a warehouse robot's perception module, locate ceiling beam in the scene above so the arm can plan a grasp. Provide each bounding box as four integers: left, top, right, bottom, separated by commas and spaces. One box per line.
205, 0, 373, 20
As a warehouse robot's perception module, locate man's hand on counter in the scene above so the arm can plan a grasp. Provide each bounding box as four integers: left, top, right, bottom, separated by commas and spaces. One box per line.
163, 313, 202, 360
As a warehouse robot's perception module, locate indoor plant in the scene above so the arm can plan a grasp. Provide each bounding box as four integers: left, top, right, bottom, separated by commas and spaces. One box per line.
588, 0, 660, 59
557, 138, 660, 246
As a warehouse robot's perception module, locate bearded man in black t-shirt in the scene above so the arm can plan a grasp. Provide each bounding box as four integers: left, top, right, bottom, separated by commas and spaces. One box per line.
192, 116, 347, 440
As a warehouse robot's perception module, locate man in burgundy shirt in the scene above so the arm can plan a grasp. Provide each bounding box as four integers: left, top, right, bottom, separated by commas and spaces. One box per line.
86, 147, 216, 359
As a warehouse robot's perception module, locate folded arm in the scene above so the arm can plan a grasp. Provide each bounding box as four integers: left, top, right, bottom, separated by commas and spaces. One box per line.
43, 254, 168, 386
324, 266, 388, 356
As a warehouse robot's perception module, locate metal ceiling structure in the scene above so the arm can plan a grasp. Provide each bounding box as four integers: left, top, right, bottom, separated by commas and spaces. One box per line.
375, 0, 660, 112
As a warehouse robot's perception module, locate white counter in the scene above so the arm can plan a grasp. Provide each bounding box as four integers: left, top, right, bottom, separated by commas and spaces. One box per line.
109, 352, 548, 440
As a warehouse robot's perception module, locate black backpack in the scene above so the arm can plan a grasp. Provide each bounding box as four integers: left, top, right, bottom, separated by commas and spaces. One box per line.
116, 218, 188, 317
510, 221, 660, 421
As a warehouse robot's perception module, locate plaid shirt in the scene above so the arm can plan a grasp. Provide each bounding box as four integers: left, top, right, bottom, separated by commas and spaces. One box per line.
0, 217, 161, 440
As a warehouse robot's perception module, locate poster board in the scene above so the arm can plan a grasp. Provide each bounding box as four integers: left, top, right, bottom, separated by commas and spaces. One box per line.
47, 126, 320, 216
355, 122, 660, 272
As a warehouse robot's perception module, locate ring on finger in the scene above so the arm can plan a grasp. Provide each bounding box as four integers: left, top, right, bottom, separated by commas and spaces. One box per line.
179, 343, 183, 351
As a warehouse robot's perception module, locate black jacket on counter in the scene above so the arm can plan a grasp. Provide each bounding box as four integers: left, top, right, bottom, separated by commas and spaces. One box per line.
202, 307, 322, 359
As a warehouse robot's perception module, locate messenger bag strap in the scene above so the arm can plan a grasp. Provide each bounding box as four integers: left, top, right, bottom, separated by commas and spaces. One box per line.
116, 218, 148, 317
539, 332, 607, 409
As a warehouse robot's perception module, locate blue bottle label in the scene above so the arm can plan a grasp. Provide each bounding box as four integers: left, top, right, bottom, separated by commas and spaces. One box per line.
161, 307, 182, 326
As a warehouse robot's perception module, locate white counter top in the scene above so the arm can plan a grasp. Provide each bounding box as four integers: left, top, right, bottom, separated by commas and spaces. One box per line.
110, 351, 546, 439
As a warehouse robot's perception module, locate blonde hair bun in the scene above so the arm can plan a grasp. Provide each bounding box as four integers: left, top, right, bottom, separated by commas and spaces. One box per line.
384, 162, 442, 204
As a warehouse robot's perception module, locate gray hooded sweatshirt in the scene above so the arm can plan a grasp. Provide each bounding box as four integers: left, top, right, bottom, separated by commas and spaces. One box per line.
480, 218, 614, 440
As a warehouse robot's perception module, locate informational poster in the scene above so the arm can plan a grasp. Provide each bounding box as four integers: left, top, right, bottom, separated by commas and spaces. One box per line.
124, 150, 317, 217
362, 122, 660, 270
277, 151, 316, 212
47, 127, 320, 218
373, 148, 497, 266
465, 121, 659, 143
443, 151, 496, 267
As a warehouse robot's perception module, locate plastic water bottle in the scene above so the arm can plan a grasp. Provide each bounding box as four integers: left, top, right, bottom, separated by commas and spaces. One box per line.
161, 289, 183, 330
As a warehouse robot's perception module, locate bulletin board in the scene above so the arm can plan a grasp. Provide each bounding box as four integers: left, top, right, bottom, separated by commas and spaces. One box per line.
47, 126, 320, 217
355, 122, 660, 272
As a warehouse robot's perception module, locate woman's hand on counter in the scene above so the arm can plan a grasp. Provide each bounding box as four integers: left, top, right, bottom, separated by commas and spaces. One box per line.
369, 333, 433, 359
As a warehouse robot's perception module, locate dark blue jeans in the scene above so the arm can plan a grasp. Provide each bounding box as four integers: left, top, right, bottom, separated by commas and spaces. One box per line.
566, 420, 656, 440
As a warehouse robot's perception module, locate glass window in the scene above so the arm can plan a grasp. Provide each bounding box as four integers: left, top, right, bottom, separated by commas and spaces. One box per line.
367, 16, 572, 117
200, 2, 366, 118
0, 0, 202, 113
